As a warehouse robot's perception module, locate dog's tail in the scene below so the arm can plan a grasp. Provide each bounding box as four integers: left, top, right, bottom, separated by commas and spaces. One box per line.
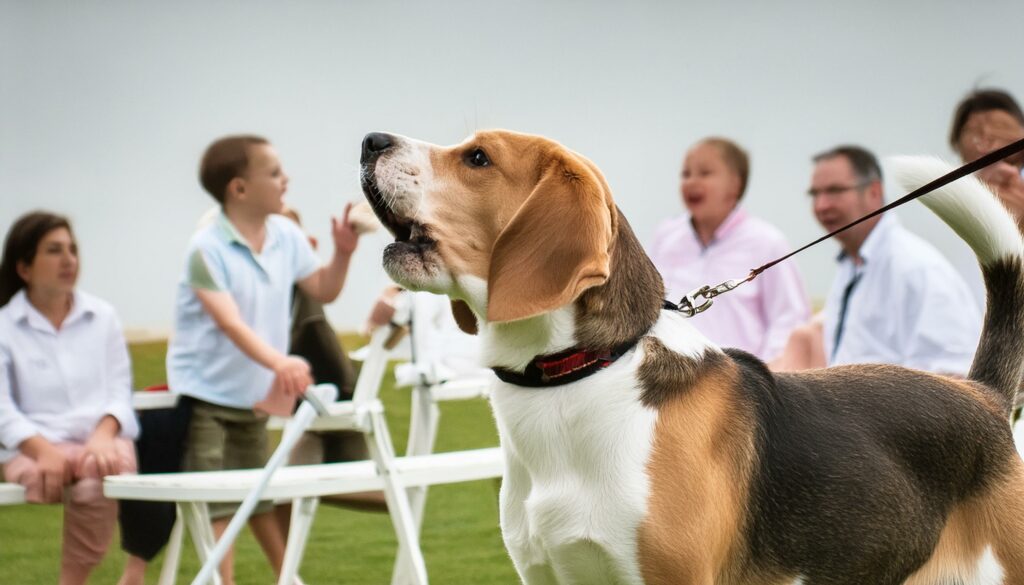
892, 156, 1024, 412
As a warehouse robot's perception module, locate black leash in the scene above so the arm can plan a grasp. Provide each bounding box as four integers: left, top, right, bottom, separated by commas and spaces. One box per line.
493, 140, 1024, 389
670, 138, 1024, 318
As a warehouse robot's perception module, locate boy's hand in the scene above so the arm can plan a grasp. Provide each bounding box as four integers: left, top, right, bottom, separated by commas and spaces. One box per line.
331, 202, 360, 256
272, 355, 313, 397
297, 203, 361, 303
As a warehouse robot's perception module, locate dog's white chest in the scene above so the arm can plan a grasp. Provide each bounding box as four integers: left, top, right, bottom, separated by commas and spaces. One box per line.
490, 355, 657, 584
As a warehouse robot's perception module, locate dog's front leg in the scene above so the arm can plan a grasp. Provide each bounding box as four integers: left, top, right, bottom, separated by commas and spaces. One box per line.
500, 451, 561, 584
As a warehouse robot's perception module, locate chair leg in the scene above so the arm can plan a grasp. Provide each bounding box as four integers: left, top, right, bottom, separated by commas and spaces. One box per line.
277, 496, 319, 585
156, 511, 185, 585
405, 387, 441, 529
366, 409, 429, 585
392, 388, 441, 585
180, 502, 222, 585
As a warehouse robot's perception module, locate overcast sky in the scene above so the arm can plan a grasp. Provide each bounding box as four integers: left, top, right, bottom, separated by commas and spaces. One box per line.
3, 0, 1023, 335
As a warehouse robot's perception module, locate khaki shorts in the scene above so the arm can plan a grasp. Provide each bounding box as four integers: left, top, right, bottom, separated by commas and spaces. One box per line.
183, 399, 271, 519
288, 430, 369, 465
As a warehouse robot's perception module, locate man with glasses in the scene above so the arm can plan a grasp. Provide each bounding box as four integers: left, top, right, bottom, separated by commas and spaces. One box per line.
804, 145, 982, 374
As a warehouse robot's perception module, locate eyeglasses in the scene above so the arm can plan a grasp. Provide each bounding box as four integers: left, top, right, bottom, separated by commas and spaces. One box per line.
806, 182, 870, 198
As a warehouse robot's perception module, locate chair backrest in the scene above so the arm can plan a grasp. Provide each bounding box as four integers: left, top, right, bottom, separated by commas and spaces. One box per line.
350, 321, 405, 406
392, 291, 492, 389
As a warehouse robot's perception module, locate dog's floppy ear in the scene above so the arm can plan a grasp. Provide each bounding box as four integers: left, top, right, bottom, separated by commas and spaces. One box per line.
450, 299, 479, 335
487, 153, 613, 323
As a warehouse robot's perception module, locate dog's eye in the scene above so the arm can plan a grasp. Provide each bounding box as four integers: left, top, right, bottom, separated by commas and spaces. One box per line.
466, 148, 491, 168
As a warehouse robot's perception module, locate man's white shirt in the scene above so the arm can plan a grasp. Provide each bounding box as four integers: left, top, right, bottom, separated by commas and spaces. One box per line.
823, 214, 983, 375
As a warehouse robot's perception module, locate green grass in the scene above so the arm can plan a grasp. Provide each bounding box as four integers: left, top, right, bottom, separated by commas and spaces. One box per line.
0, 336, 517, 584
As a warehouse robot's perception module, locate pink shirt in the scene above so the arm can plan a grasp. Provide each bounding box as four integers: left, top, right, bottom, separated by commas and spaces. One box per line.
648, 208, 810, 361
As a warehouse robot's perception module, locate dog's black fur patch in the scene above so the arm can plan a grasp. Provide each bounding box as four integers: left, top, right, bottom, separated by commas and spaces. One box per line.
636, 338, 729, 408
970, 255, 1024, 409
726, 349, 1017, 584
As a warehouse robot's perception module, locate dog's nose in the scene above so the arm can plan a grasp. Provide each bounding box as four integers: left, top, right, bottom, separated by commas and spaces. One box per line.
361, 132, 394, 163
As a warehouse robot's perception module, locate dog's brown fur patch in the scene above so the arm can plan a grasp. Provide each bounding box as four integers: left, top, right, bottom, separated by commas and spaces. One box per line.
637, 351, 757, 584
986, 465, 1024, 581
425, 133, 549, 284
905, 463, 1024, 583
423, 132, 620, 324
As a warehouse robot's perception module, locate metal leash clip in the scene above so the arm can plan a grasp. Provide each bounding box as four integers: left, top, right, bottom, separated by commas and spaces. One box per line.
677, 278, 746, 318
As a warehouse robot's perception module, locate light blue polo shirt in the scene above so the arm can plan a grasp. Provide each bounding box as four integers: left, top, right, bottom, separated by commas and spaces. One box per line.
167, 212, 320, 409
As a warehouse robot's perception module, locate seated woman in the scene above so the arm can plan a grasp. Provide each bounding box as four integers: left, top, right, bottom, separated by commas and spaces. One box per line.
0, 211, 139, 585
648, 137, 810, 361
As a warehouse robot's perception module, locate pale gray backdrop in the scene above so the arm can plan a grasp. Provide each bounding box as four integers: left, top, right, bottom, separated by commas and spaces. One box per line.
3, 1, 1023, 336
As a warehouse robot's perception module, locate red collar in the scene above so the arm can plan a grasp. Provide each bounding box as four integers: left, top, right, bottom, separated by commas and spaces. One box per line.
492, 338, 642, 388
537, 349, 617, 379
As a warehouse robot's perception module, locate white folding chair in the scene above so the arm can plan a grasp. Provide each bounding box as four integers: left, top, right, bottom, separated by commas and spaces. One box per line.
127, 388, 184, 585
387, 292, 495, 585
285, 320, 430, 585
0, 483, 25, 505
121, 323, 428, 585
110, 300, 503, 585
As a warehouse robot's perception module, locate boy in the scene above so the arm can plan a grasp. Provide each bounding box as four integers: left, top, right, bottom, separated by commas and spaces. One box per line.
166, 135, 358, 584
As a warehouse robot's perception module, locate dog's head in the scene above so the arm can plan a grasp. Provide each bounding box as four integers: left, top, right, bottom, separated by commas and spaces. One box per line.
360, 130, 624, 334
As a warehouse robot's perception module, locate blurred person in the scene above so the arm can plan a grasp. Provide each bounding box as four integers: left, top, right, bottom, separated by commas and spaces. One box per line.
273, 205, 386, 535
648, 137, 810, 361
950, 89, 1024, 437
165, 135, 361, 584
116, 392, 192, 585
280, 206, 358, 408
0, 211, 139, 585
365, 286, 489, 385
805, 145, 982, 373
949, 88, 1024, 227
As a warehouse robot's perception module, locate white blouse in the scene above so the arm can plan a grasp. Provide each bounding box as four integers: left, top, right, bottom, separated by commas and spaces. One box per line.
0, 289, 139, 462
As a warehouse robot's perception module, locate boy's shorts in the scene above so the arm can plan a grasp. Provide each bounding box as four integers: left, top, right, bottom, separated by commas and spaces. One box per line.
184, 398, 271, 519
289, 430, 369, 465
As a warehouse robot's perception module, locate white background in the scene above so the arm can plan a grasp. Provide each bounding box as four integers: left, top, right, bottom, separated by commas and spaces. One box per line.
3, 1, 1023, 336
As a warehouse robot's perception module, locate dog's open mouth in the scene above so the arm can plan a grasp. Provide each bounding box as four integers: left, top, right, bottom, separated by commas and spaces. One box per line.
361, 172, 436, 249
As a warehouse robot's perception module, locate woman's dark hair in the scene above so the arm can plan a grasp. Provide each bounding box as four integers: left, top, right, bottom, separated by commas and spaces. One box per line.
0, 211, 73, 307
199, 134, 269, 203
949, 88, 1024, 151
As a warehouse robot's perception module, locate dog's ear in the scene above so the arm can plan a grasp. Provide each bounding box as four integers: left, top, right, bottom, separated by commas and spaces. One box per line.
487, 153, 614, 323
450, 299, 479, 335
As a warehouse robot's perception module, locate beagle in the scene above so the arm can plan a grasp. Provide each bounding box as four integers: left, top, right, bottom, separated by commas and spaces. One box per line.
360, 130, 1024, 585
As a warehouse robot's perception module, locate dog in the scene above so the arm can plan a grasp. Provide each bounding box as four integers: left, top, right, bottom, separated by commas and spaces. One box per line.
360, 129, 1024, 585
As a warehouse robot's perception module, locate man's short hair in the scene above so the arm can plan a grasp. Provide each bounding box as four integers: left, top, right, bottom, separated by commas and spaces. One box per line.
812, 145, 883, 185
949, 88, 1024, 150
199, 135, 269, 204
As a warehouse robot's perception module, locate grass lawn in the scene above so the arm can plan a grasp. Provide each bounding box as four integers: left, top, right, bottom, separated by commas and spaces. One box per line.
0, 336, 518, 584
